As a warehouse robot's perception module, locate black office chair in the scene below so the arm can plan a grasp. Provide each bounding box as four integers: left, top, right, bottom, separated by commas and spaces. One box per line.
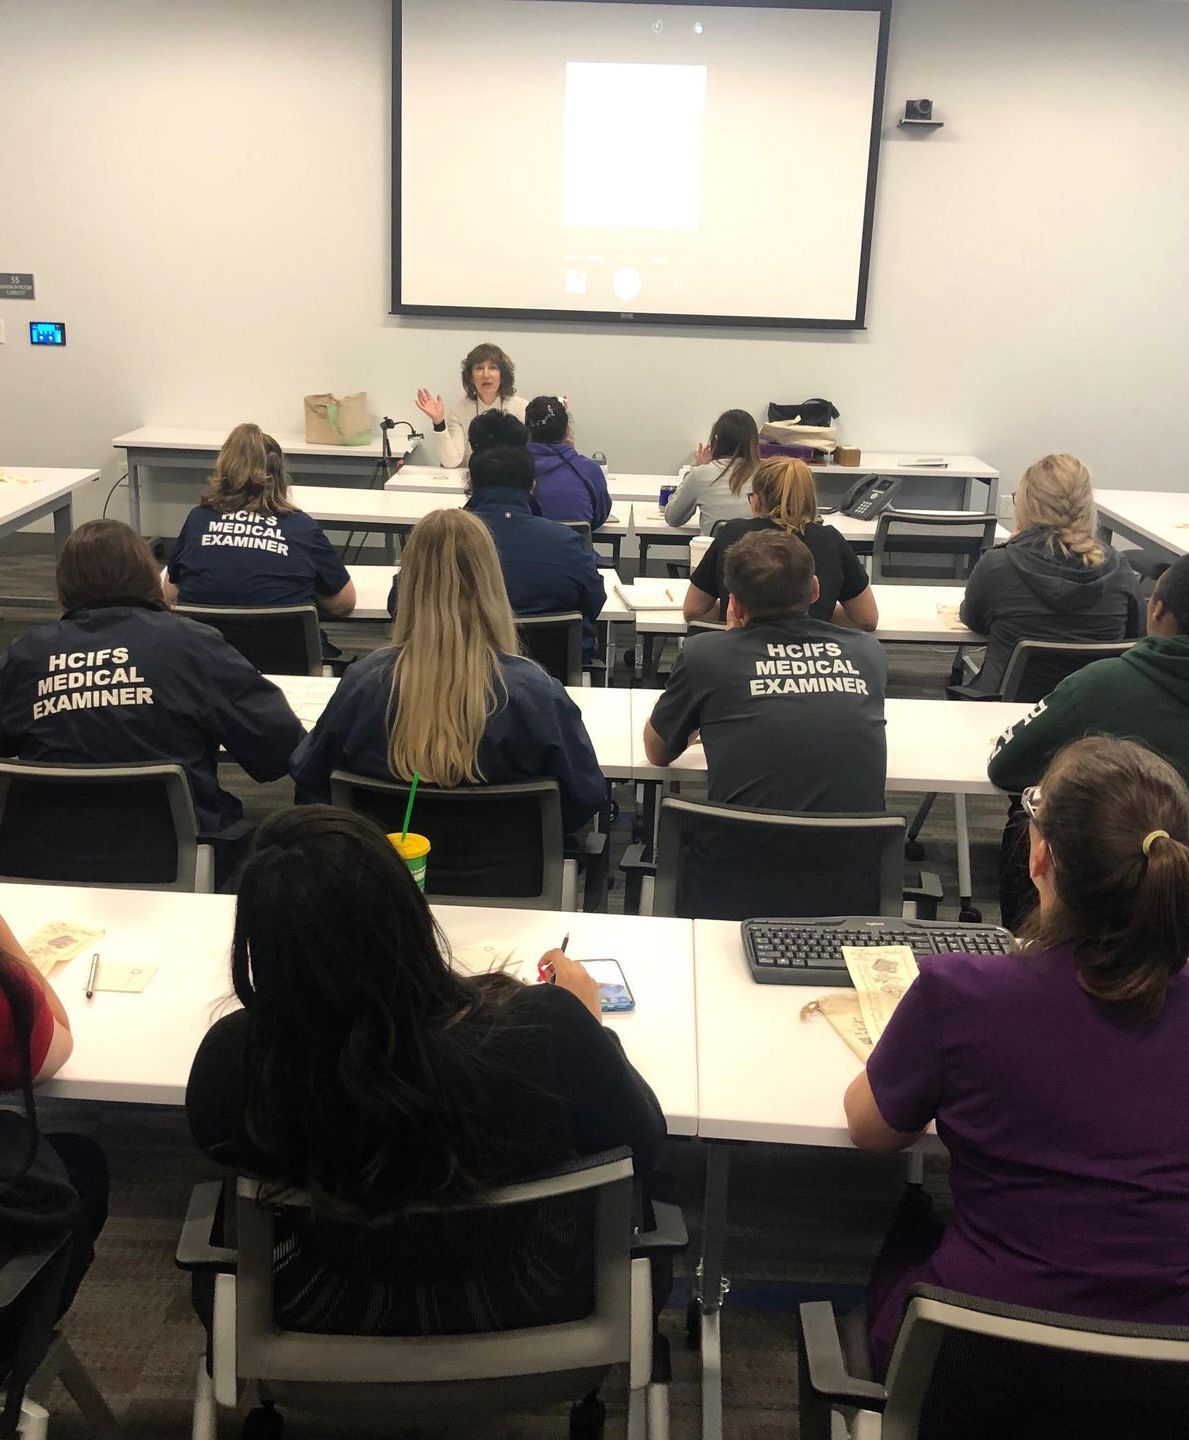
329, 771, 578, 909
516, 612, 584, 687
641, 797, 938, 922
0, 759, 214, 891
178, 1151, 684, 1440
174, 603, 323, 677
871, 511, 999, 585
949, 638, 1137, 705
798, 1286, 1189, 1440
557, 519, 594, 552
0, 1232, 119, 1440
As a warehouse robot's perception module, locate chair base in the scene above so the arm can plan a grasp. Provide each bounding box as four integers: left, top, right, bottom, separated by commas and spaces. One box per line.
22, 1334, 119, 1440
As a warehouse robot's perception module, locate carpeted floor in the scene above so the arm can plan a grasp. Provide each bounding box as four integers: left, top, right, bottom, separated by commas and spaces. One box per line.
2, 534, 999, 1437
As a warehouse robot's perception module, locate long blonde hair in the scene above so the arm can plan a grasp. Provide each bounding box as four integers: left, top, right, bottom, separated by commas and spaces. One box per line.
1015, 453, 1105, 567
203, 422, 297, 516
387, 510, 519, 787
750, 457, 818, 533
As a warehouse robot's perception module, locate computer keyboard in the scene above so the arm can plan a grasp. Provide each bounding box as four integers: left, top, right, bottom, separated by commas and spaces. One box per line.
742, 915, 1014, 986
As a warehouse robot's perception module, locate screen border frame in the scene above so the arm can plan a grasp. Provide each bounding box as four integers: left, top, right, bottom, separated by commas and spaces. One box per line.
390, 0, 893, 330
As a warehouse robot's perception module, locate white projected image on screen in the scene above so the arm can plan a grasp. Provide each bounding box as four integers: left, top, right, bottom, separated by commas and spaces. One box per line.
562, 62, 706, 232
398, 0, 885, 324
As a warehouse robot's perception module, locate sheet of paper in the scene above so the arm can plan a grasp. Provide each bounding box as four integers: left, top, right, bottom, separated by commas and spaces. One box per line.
801, 993, 873, 1060
93, 962, 157, 994
0, 471, 37, 486
936, 603, 969, 632
841, 945, 919, 1044
22, 922, 106, 977
616, 583, 684, 611
450, 941, 525, 980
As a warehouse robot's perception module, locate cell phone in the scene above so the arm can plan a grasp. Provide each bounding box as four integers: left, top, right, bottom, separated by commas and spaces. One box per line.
583, 959, 636, 1013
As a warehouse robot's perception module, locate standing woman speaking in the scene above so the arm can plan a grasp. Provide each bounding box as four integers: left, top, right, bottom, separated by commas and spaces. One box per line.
415, 342, 528, 468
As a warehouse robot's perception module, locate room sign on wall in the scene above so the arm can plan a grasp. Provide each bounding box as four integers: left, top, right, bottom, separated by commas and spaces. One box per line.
0, 273, 35, 299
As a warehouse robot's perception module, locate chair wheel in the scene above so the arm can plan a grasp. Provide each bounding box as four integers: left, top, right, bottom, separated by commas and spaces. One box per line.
904, 839, 925, 862
685, 1296, 702, 1348
959, 906, 982, 923
569, 1392, 606, 1439
241, 1403, 284, 1439
608, 799, 621, 824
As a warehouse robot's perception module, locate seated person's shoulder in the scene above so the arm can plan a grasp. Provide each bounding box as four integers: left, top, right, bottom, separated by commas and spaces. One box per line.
501, 652, 567, 696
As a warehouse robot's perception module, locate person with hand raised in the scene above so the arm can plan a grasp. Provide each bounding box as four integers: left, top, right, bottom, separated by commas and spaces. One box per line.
415, 342, 528, 468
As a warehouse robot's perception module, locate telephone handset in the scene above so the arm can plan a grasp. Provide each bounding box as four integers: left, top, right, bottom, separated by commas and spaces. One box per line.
840, 474, 904, 520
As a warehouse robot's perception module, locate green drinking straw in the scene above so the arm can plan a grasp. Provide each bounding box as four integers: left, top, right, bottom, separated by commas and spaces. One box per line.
400, 772, 421, 843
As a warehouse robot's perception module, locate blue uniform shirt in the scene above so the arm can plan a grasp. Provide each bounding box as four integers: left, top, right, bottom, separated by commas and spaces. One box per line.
0, 601, 306, 834
289, 645, 606, 833
168, 504, 350, 608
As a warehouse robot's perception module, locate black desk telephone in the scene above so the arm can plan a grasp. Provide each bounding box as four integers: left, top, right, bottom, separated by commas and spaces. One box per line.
839, 474, 903, 520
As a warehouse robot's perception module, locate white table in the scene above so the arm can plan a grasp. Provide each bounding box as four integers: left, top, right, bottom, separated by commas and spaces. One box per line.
269, 674, 637, 781
112, 427, 417, 534
384, 463, 659, 508
346, 564, 635, 626
0, 883, 697, 1133
0, 467, 99, 605
1095, 489, 1189, 563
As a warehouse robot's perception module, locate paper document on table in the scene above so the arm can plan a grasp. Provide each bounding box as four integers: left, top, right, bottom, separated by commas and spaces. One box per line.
936, 604, 968, 631
0, 471, 36, 486
271, 675, 334, 728
898, 457, 949, 468
94, 962, 157, 994
801, 993, 873, 1061
842, 946, 919, 1044
22, 922, 106, 976
616, 584, 684, 611
450, 941, 525, 980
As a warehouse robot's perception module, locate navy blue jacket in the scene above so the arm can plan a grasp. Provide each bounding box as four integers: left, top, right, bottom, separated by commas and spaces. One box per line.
168, 504, 350, 608
289, 645, 605, 833
528, 443, 613, 529
0, 601, 305, 834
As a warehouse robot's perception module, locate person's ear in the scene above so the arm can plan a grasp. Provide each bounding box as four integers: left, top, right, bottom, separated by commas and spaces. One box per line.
810, 574, 821, 604
1028, 828, 1054, 884
726, 594, 746, 629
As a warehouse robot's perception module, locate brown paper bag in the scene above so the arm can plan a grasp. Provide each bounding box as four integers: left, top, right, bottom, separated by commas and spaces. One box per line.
303, 392, 372, 446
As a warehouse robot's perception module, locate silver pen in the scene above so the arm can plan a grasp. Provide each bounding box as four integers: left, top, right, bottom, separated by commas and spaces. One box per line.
85, 953, 99, 1000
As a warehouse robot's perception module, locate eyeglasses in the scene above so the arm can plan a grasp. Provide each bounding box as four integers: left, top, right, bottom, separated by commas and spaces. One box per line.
1021, 785, 1043, 826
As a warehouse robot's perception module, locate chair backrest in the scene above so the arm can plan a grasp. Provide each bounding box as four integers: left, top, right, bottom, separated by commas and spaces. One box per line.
881, 1284, 1189, 1440
999, 639, 1135, 704
329, 770, 566, 908
686, 620, 727, 638
0, 759, 207, 891
515, 611, 583, 686
229, 1150, 635, 1402
557, 520, 594, 552
872, 511, 998, 585
174, 604, 322, 676
652, 796, 905, 921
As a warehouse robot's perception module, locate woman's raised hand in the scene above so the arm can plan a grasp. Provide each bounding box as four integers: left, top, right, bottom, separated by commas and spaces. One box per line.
415, 389, 445, 425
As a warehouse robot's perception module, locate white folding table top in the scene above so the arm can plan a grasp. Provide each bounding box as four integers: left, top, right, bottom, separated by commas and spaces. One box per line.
0, 883, 695, 1131
1095, 489, 1189, 560
347, 564, 634, 624
270, 674, 636, 779
0, 468, 99, 524
693, 919, 943, 1149
290, 484, 463, 526
383, 465, 664, 507
113, 426, 416, 461
629, 691, 1028, 793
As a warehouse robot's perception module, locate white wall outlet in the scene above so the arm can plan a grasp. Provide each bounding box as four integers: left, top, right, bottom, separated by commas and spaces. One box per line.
0, 319, 6, 344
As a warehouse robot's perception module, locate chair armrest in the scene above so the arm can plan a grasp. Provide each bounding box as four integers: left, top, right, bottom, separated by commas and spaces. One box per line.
0, 1235, 70, 1308
797, 1301, 887, 1408
175, 1181, 238, 1273
618, 843, 656, 878
633, 1200, 689, 1255
903, 870, 944, 921
565, 831, 607, 862
945, 682, 1003, 702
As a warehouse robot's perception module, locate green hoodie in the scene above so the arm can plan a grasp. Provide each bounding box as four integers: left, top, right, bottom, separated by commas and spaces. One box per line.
987, 634, 1189, 794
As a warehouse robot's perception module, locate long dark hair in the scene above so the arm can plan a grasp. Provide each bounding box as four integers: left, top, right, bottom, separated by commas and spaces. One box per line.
0, 953, 41, 1171
1017, 736, 1189, 1018
232, 806, 521, 1222
709, 409, 761, 495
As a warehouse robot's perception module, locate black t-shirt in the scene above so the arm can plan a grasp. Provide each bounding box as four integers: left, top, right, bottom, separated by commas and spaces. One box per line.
186, 982, 667, 1195
648, 615, 887, 811
690, 518, 869, 622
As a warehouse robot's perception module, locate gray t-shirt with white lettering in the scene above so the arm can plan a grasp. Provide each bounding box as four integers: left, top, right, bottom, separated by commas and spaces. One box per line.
648, 617, 887, 811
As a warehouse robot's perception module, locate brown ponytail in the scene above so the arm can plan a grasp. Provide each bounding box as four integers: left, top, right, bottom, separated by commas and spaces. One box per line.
203, 422, 297, 517
1017, 736, 1189, 1018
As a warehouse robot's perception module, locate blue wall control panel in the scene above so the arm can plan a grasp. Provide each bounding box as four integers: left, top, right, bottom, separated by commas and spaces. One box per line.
30, 321, 66, 346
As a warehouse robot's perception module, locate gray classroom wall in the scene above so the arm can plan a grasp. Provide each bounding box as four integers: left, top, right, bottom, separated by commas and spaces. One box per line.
2, 0, 1187, 536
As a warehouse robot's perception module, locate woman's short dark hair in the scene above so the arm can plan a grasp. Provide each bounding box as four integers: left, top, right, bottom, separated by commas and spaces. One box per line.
468, 410, 528, 456
1018, 736, 1189, 1018
461, 343, 515, 400
525, 396, 569, 445
56, 520, 163, 613
723, 530, 815, 621
469, 445, 536, 492
1153, 556, 1189, 633
232, 806, 521, 1221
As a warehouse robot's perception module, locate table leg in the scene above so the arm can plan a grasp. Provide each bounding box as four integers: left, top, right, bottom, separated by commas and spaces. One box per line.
52, 499, 74, 555
127, 459, 142, 534
696, 1144, 731, 1440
